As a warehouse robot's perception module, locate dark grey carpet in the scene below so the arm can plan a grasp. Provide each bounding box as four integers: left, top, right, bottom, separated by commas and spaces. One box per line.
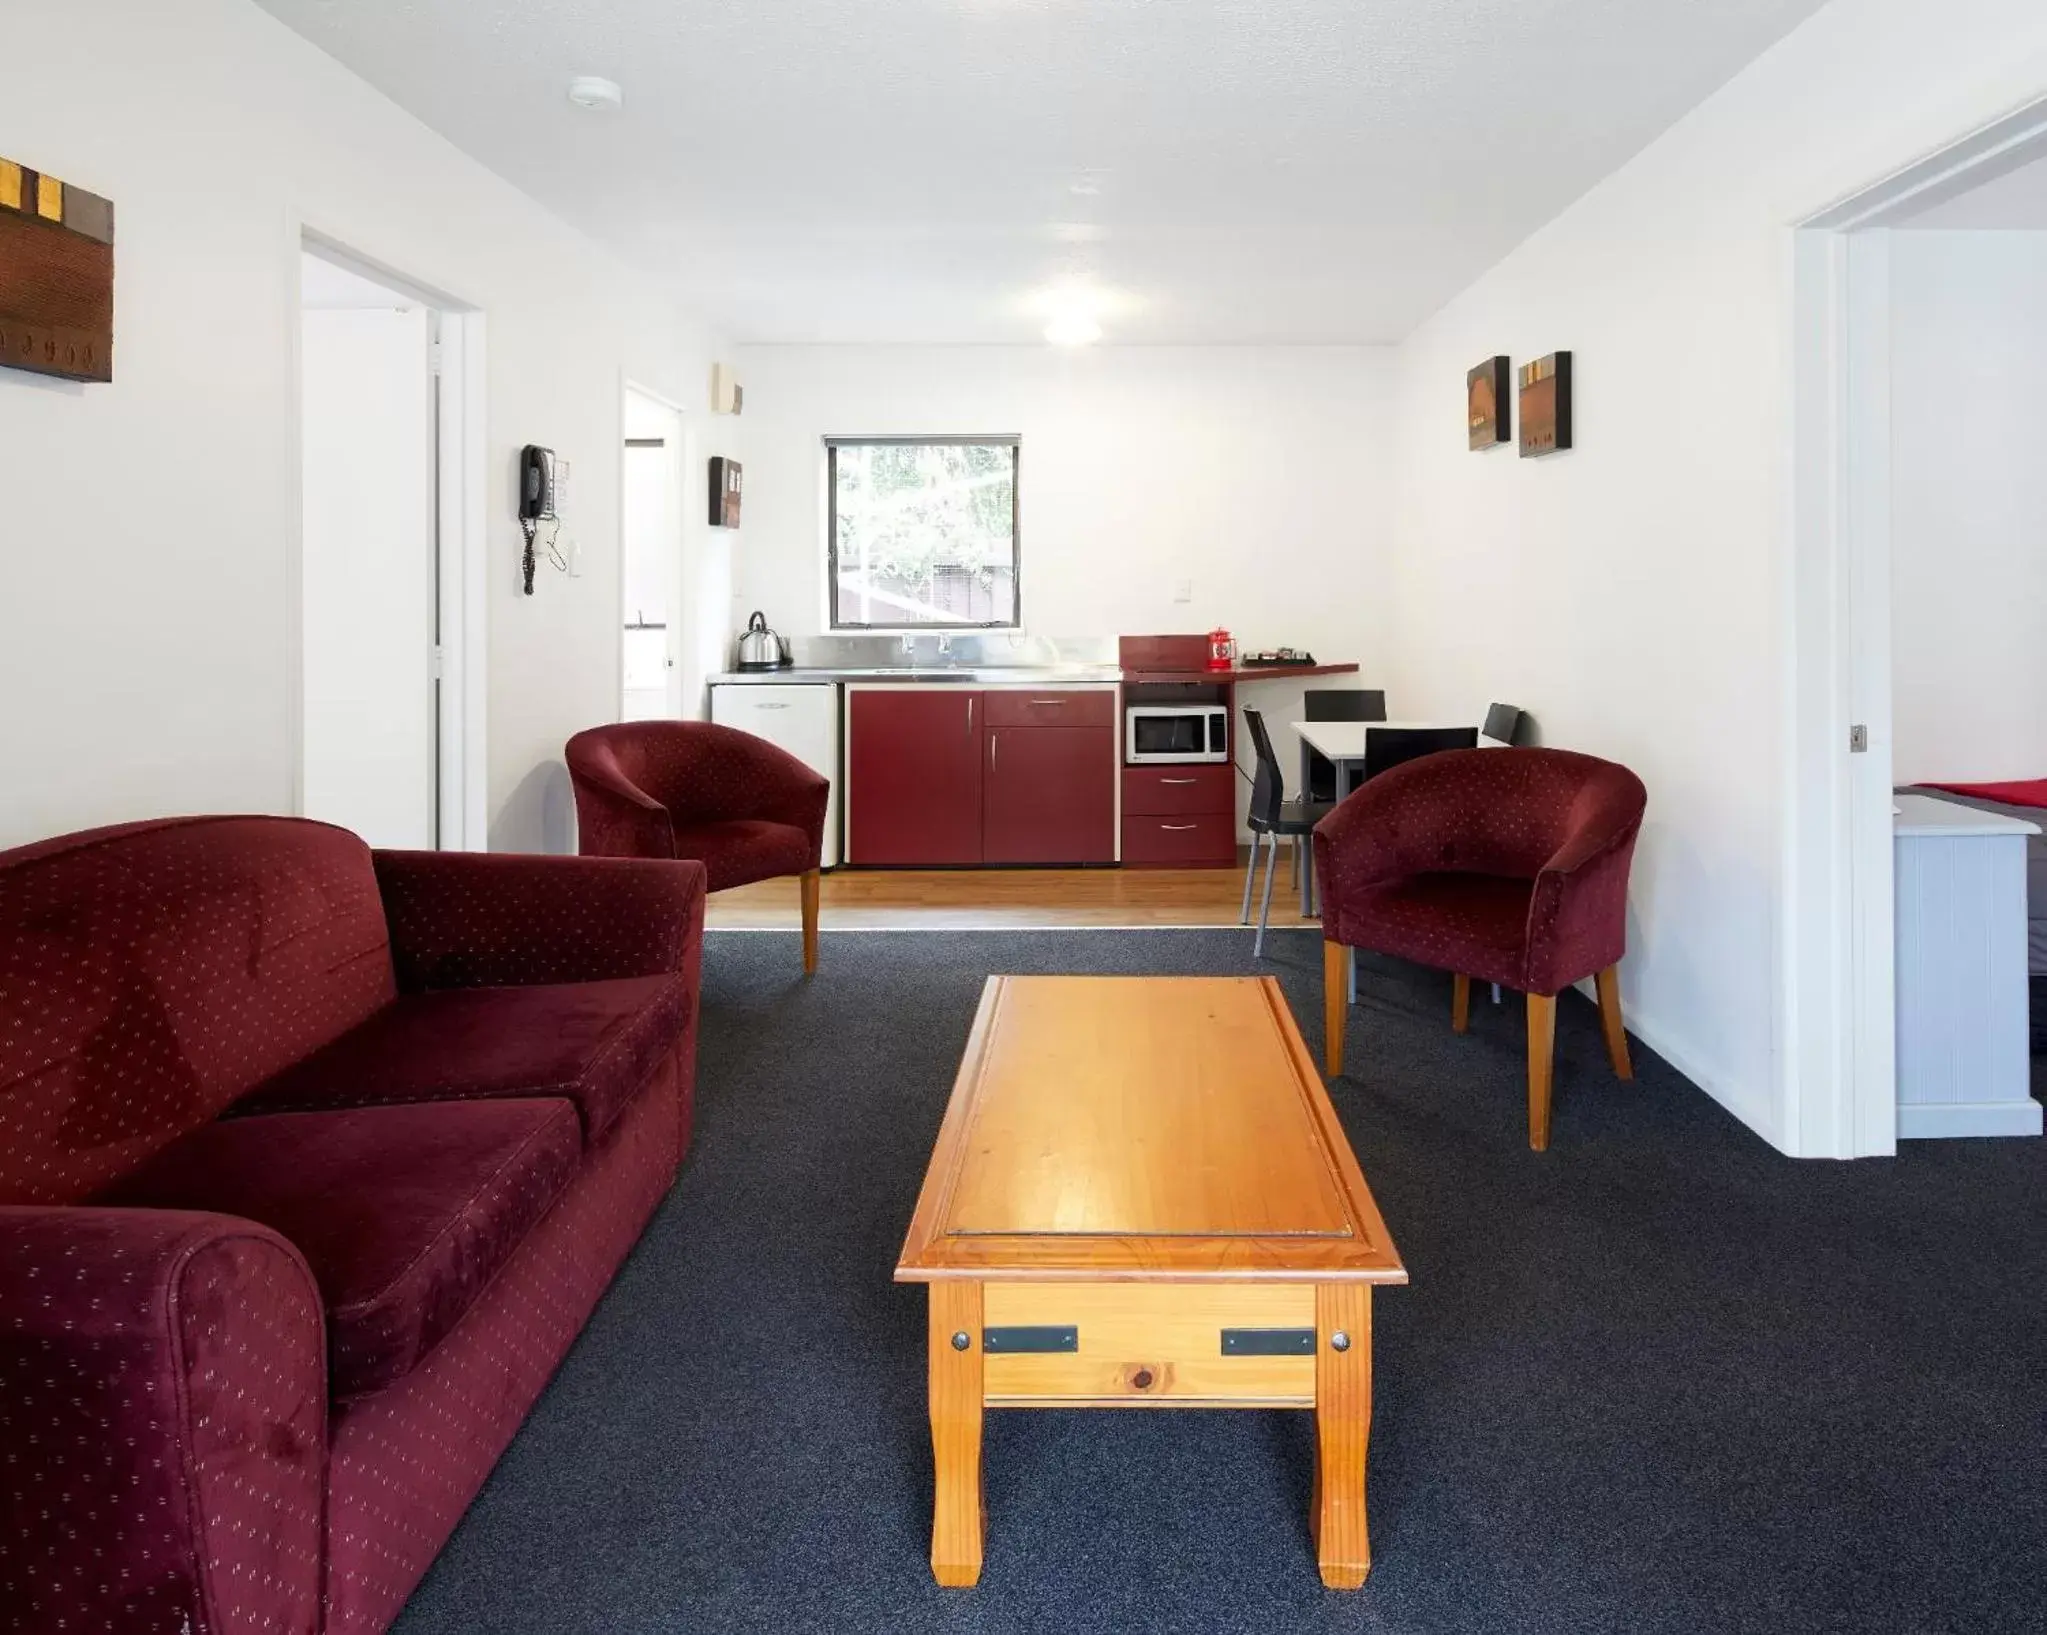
392, 930, 2047, 1635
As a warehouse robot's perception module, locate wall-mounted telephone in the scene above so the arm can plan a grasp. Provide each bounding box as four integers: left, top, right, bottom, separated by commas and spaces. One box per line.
520, 445, 556, 521
519, 444, 559, 595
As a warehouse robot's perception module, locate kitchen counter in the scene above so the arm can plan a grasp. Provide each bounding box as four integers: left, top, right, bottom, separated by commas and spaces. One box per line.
708, 661, 1352, 686
710, 665, 1124, 686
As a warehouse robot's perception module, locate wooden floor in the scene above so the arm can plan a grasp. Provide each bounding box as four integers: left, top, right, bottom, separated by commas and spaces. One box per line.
704, 849, 1324, 931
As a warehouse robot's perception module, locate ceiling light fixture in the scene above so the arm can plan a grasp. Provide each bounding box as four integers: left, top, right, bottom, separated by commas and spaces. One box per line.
567, 76, 624, 112
1044, 311, 1103, 346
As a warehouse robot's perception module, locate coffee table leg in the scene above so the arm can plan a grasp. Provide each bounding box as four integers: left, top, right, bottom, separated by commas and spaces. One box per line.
1311, 1283, 1373, 1589
928, 1281, 985, 1587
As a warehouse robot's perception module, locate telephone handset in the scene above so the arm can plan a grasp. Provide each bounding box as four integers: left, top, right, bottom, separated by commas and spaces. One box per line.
519, 445, 559, 595
520, 445, 556, 521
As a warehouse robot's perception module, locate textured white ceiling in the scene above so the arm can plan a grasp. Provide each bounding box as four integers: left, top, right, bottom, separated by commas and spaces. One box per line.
255, 0, 1829, 343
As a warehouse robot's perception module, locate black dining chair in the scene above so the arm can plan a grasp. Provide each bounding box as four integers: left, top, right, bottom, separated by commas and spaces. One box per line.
1360, 723, 1479, 782
1482, 702, 1526, 746
1239, 707, 1334, 957
1303, 688, 1387, 800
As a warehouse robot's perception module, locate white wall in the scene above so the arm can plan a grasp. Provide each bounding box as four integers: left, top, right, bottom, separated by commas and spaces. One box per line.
0, 0, 734, 853
736, 346, 1393, 654
1384, 0, 2047, 1151
1889, 229, 2047, 785
734, 345, 1395, 825
300, 304, 436, 848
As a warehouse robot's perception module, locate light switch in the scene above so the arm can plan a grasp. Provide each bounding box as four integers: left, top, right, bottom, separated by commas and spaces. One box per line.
1172, 578, 1193, 604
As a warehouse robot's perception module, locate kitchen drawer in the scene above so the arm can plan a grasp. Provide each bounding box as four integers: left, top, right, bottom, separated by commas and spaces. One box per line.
1121, 811, 1236, 867
980, 1282, 1317, 1407
1122, 763, 1233, 816
982, 689, 1117, 729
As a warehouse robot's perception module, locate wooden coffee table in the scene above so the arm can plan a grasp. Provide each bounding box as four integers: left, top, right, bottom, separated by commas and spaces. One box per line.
895, 975, 1407, 1590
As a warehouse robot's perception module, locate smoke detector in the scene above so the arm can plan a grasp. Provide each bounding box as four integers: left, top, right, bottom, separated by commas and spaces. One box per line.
567, 76, 624, 112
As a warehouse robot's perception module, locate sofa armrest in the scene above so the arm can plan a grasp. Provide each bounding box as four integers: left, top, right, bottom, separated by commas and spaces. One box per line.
0, 1207, 327, 1635
373, 850, 708, 990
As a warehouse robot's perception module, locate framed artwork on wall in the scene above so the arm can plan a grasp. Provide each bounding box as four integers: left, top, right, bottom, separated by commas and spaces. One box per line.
709, 456, 742, 528
1519, 352, 1572, 457
1467, 355, 1510, 449
0, 157, 115, 383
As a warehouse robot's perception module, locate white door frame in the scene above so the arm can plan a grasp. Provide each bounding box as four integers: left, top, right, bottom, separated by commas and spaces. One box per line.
620, 377, 690, 721
1787, 97, 2047, 1157
291, 228, 489, 851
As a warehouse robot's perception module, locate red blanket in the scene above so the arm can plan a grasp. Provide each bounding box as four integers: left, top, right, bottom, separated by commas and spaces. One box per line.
1918, 778, 2047, 811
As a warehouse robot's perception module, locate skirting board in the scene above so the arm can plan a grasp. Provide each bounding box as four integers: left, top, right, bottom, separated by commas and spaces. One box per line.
1898, 1100, 2043, 1140
1571, 975, 1782, 1154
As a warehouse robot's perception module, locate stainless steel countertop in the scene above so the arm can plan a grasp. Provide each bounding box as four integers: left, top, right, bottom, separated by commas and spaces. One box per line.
709, 666, 1124, 686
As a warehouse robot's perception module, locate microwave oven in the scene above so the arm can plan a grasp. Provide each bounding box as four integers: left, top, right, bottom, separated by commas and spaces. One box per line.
1126, 704, 1229, 765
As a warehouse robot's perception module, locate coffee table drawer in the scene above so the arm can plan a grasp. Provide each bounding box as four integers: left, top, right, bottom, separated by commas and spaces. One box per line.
980, 1282, 1316, 1406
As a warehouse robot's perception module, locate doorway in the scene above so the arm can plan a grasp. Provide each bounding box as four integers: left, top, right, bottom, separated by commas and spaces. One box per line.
1790, 98, 2047, 1156
622, 385, 687, 719
297, 239, 484, 849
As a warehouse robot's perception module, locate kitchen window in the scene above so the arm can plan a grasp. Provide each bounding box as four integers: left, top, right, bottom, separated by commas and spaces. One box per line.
827, 436, 1020, 630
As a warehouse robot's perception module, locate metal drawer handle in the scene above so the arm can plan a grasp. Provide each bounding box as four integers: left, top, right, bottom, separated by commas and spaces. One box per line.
1159, 777, 1197, 785
1028, 698, 1066, 706
1159, 823, 1199, 832
983, 1325, 1077, 1354
755, 702, 789, 710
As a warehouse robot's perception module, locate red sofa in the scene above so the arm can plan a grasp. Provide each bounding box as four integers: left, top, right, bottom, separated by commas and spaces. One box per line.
0, 815, 706, 1635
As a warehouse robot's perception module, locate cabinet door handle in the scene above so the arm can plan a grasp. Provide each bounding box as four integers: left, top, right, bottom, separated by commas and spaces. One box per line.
966, 697, 973, 736
1159, 823, 1198, 832
990, 732, 998, 767
1160, 777, 1196, 785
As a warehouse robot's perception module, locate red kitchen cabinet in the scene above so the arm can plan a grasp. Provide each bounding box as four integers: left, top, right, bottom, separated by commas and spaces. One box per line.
983, 723, 1116, 865
847, 689, 984, 864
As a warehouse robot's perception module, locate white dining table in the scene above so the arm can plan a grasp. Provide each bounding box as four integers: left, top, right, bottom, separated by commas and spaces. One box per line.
1290, 719, 1480, 915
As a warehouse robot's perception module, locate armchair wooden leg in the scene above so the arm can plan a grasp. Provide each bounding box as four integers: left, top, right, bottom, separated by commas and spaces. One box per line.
1323, 939, 1348, 1078
800, 869, 820, 975
1526, 992, 1556, 1151
1595, 965, 1633, 1080
1451, 974, 1471, 1034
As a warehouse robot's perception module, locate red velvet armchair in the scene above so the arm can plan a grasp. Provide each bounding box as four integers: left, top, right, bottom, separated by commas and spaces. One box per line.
1312, 747, 1647, 1150
567, 720, 830, 972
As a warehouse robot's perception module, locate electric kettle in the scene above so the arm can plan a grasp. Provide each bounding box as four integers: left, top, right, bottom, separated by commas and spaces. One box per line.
735, 611, 792, 672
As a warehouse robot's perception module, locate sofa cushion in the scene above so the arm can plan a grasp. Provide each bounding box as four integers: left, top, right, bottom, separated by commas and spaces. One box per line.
1347, 872, 1536, 991
670, 819, 814, 893
0, 816, 395, 1207
233, 975, 685, 1142
101, 1099, 580, 1398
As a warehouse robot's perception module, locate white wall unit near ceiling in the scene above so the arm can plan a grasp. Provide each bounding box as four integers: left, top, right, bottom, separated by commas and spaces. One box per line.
250, 0, 1832, 343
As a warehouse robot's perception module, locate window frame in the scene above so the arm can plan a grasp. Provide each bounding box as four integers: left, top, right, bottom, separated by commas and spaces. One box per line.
825, 434, 1023, 632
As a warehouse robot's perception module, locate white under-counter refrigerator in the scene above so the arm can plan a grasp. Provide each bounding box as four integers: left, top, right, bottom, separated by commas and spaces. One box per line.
709, 682, 841, 867
1893, 793, 2042, 1138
